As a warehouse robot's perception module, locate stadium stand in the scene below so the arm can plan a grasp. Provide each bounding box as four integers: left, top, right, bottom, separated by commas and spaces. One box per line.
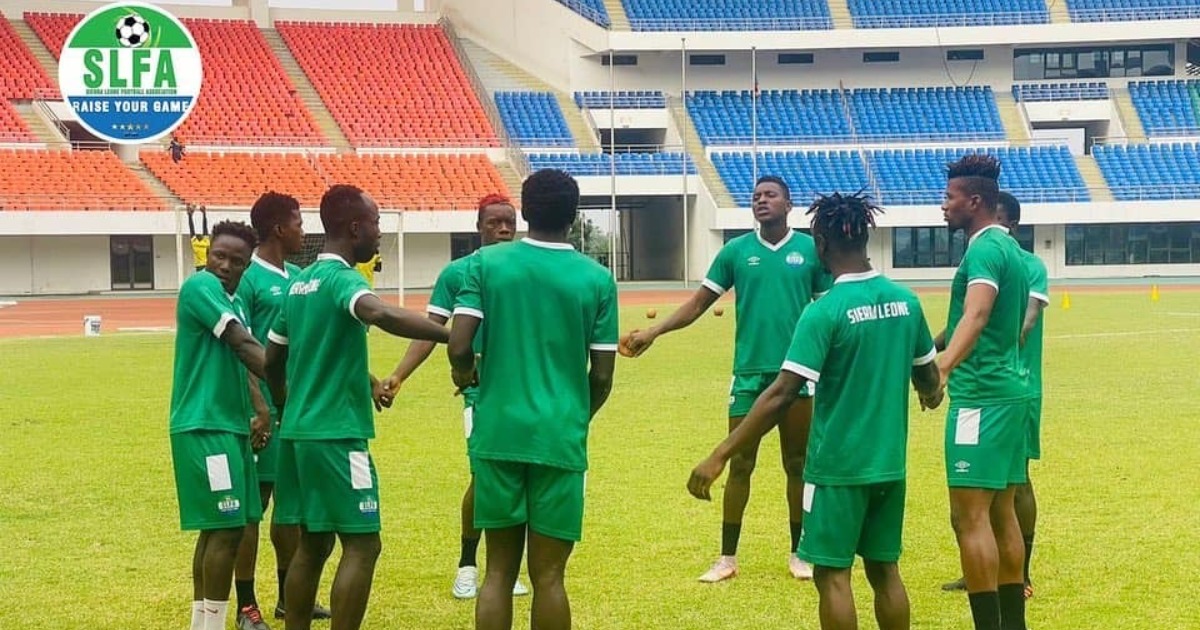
0, 149, 162, 211
849, 87, 1005, 141
24, 13, 325, 146
0, 14, 57, 141
1013, 82, 1111, 101
495, 92, 574, 147
622, 0, 832, 31
1093, 142, 1200, 201
687, 87, 1004, 144
1066, 0, 1200, 22
276, 22, 497, 148
849, 0, 1047, 27
575, 91, 666, 109
1128, 80, 1200, 136
712, 150, 869, 206
141, 151, 327, 208
313, 153, 510, 210
553, 0, 611, 27
528, 152, 697, 176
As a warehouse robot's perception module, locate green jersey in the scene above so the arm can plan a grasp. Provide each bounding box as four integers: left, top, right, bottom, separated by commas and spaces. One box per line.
782, 271, 936, 485
703, 230, 830, 375
236, 254, 301, 407
1019, 249, 1049, 394
269, 254, 376, 440
428, 253, 482, 354
946, 225, 1030, 406
454, 238, 619, 472
170, 270, 253, 435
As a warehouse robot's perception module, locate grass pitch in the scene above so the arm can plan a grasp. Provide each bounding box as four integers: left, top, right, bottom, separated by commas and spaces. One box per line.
2, 290, 1199, 629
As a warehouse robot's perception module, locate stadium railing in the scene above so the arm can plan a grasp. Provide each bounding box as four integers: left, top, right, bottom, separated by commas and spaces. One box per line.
1013, 83, 1112, 101
698, 131, 1009, 146
439, 17, 514, 150
553, 0, 611, 27
851, 10, 1048, 28
628, 16, 833, 31
1071, 6, 1200, 22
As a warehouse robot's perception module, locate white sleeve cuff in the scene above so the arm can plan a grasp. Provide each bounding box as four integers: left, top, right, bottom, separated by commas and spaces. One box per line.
267, 330, 289, 346
912, 347, 937, 366
590, 343, 618, 352
212, 313, 235, 339
967, 278, 999, 291
347, 289, 374, 323
701, 278, 727, 296
781, 360, 820, 383
454, 306, 484, 320
1030, 291, 1050, 305
426, 304, 452, 318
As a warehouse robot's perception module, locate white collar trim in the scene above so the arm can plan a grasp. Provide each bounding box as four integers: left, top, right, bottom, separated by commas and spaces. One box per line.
252, 253, 290, 279
317, 253, 352, 267
522, 237, 574, 251
756, 229, 794, 252
833, 270, 881, 284
969, 224, 1009, 246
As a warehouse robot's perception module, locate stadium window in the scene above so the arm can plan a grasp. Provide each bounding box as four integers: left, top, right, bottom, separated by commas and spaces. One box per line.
863, 52, 900, 63
1014, 225, 1035, 254
892, 227, 966, 268
601, 55, 638, 66
1014, 44, 1173, 80
947, 49, 984, 62
1065, 222, 1200, 265
689, 54, 726, 66
778, 53, 814, 65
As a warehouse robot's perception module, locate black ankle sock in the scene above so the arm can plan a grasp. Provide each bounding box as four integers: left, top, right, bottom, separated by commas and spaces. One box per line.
721, 522, 742, 556
276, 570, 287, 607
1022, 533, 1035, 584
459, 536, 481, 568
235, 579, 256, 610
968, 591, 1001, 630
789, 521, 803, 555
998, 583, 1028, 630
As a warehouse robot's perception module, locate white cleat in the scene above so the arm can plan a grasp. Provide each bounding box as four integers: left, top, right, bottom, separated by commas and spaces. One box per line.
789, 554, 814, 580
453, 566, 479, 599
512, 579, 530, 597
698, 555, 739, 583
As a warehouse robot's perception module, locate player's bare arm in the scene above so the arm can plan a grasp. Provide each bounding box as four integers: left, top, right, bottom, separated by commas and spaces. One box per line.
369, 373, 392, 412
588, 349, 616, 419
264, 341, 288, 412
354, 293, 450, 343
621, 286, 720, 357
383, 312, 449, 397
936, 283, 998, 380
247, 373, 272, 449
221, 321, 267, 380
1020, 297, 1045, 347
688, 370, 807, 501
934, 328, 947, 352
448, 313, 481, 389
912, 361, 944, 410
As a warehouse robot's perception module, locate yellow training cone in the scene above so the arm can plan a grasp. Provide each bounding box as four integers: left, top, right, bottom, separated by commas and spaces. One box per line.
1151, 284, 1160, 302
1061, 291, 1071, 310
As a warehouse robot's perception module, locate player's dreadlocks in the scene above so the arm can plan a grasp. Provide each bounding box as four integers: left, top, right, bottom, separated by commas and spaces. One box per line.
806, 191, 883, 249
211, 220, 258, 250
946, 153, 1001, 210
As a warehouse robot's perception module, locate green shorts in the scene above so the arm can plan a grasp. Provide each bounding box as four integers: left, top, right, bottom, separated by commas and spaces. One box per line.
274, 438, 381, 534
945, 403, 1027, 490
797, 480, 906, 569
170, 429, 263, 531
473, 459, 586, 542
254, 415, 282, 484
729, 372, 813, 417
463, 405, 476, 474
1025, 396, 1042, 461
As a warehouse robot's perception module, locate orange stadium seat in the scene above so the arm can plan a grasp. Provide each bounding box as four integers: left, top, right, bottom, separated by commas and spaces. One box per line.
0, 13, 57, 141
0, 149, 164, 211
25, 13, 324, 146
142, 151, 326, 207
314, 153, 510, 210
276, 22, 497, 148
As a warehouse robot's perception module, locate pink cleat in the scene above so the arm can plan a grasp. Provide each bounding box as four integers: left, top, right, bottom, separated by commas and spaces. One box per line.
789, 554, 814, 580
698, 555, 739, 583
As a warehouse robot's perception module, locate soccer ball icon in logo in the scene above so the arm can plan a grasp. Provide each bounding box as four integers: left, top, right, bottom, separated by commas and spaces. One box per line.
115, 14, 150, 48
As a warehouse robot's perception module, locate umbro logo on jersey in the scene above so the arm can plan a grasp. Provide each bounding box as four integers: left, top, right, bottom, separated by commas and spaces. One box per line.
786, 252, 805, 266
271, 286, 283, 296
290, 279, 322, 295
747, 256, 761, 266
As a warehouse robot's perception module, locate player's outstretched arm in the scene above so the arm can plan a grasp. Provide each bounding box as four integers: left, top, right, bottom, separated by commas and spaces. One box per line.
937, 284, 997, 378
934, 329, 947, 352
1020, 297, 1046, 347
220, 321, 266, 379
688, 371, 805, 501
264, 341, 288, 412
200, 206, 208, 237
354, 294, 450, 343
622, 287, 720, 357
247, 373, 272, 449
588, 349, 616, 419
912, 361, 944, 411
448, 313, 480, 389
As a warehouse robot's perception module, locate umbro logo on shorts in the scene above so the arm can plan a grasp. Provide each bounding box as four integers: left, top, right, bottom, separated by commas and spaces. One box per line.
954, 460, 971, 473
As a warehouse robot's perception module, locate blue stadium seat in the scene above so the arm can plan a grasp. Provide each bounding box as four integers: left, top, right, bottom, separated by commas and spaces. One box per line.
1012, 82, 1110, 101
713, 147, 1088, 207
1093, 143, 1200, 201
849, 0, 1048, 27
1067, 0, 1200, 23
553, 0, 611, 27
622, 0, 832, 31
527, 152, 697, 176
574, 91, 667, 109
494, 92, 574, 148
687, 87, 1004, 145
1128, 80, 1200, 137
